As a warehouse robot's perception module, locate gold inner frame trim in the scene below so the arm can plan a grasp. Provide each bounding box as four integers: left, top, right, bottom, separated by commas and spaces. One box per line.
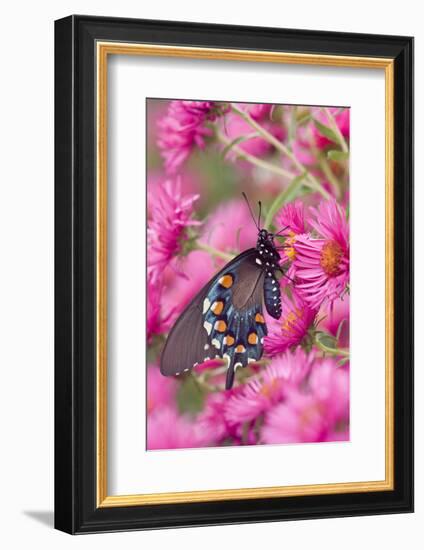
96, 41, 394, 508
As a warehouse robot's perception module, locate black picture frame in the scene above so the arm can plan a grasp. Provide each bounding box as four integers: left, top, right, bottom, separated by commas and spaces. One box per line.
55, 14, 414, 534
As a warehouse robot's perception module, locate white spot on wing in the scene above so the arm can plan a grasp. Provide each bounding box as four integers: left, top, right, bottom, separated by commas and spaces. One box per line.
255, 258, 262, 265
212, 338, 221, 349
202, 298, 211, 314
203, 321, 212, 335
234, 362, 242, 371
204, 343, 210, 350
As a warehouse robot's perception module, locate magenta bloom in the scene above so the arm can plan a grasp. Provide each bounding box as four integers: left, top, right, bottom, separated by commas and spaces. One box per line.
224, 349, 313, 425
261, 391, 328, 444
157, 100, 218, 173
163, 250, 217, 319
147, 407, 209, 450
274, 200, 307, 263
264, 289, 317, 357
147, 272, 174, 342
223, 110, 285, 158
197, 392, 235, 443
276, 200, 306, 236
235, 102, 272, 120
318, 295, 350, 348
313, 107, 350, 149
293, 200, 349, 309
261, 358, 349, 444
147, 179, 200, 281
147, 365, 177, 414
200, 199, 258, 253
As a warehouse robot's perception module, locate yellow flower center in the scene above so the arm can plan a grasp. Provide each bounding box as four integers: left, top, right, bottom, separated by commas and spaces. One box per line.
260, 378, 281, 399
320, 240, 343, 276
285, 230, 297, 261
281, 308, 302, 334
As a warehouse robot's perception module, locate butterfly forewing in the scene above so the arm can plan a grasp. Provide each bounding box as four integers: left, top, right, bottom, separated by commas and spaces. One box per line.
160, 249, 267, 387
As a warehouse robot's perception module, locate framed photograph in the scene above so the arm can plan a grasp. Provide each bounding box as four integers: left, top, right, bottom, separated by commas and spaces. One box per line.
54, 15, 413, 534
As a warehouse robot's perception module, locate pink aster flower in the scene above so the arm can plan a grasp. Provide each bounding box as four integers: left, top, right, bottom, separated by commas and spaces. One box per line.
261, 390, 328, 444
292, 124, 317, 166
293, 199, 349, 309
197, 392, 236, 443
147, 178, 200, 281
147, 407, 209, 450
223, 110, 285, 158
274, 200, 308, 263
200, 199, 258, 253
163, 250, 217, 319
318, 295, 350, 348
157, 100, 221, 173
235, 102, 272, 120
224, 349, 313, 425
312, 107, 350, 149
147, 272, 174, 342
264, 289, 317, 357
261, 358, 349, 444
308, 359, 349, 426
147, 365, 177, 414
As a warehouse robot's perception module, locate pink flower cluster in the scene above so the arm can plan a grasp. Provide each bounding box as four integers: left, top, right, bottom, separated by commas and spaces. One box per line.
147, 350, 349, 449
147, 99, 350, 449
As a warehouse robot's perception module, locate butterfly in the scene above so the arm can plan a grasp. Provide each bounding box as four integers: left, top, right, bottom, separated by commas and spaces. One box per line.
160, 193, 289, 390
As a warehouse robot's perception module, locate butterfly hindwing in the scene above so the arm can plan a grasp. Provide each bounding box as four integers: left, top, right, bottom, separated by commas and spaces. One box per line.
160, 249, 268, 388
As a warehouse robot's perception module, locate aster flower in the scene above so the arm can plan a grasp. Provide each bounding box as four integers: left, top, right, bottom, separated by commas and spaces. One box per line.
200, 199, 258, 254
147, 365, 177, 414
224, 349, 314, 425
147, 407, 210, 450
293, 199, 349, 309
163, 250, 217, 319
264, 288, 317, 357
274, 200, 307, 263
235, 102, 273, 120
147, 178, 200, 281
157, 100, 218, 173
318, 295, 350, 348
197, 392, 235, 443
312, 107, 350, 149
223, 112, 285, 157
261, 358, 349, 444
147, 272, 174, 342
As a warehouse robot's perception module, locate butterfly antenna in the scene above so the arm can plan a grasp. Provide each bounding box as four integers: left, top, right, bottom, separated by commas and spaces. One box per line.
242, 192, 260, 230
273, 225, 290, 238
257, 201, 262, 229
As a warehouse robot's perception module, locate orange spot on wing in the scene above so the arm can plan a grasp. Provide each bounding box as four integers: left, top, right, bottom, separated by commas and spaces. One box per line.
235, 344, 245, 353
248, 332, 258, 345
215, 320, 227, 333
211, 301, 224, 315
255, 313, 265, 324
219, 274, 233, 288
225, 335, 235, 346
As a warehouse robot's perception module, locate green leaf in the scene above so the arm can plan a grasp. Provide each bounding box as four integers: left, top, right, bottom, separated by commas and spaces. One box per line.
176, 375, 206, 415
327, 149, 349, 162
263, 172, 307, 230
221, 132, 259, 159
313, 118, 339, 144
316, 332, 337, 350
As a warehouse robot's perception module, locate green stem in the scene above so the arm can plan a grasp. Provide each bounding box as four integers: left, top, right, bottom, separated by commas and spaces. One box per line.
216, 129, 295, 180
196, 240, 235, 262
314, 336, 350, 358
263, 172, 307, 230
322, 107, 349, 153
230, 104, 331, 200
318, 156, 341, 199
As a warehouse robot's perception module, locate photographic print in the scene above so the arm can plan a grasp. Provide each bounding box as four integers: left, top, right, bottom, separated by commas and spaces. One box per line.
146, 99, 350, 451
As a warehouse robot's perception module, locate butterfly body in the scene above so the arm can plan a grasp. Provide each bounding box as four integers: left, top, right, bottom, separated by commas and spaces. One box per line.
160, 227, 284, 389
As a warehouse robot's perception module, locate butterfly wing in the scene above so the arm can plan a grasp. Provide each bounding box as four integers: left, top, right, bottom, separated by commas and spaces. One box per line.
160, 249, 267, 389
